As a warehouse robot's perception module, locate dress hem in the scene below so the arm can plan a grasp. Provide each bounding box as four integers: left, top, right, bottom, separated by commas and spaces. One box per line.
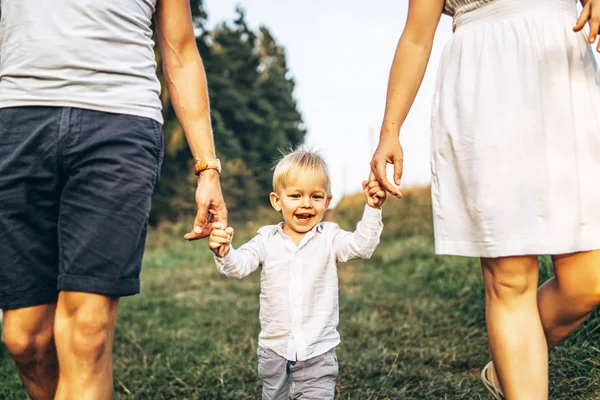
435, 237, 600, 258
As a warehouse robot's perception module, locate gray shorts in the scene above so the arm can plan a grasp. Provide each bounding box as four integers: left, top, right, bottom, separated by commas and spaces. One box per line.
257, 346, 338, 400
0, 106, 163, 310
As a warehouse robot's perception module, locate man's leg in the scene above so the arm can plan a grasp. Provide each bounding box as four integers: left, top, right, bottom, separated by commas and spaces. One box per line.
52, 108, 163, 399
2, 305, 58, 400
53, 292, 118, 400
0, 106, 64, 399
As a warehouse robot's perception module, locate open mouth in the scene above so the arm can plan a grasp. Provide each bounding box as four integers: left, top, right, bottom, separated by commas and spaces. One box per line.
295, 213, 315, 223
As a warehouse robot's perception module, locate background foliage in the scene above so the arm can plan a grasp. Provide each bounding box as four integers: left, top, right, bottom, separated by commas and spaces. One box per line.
151, 0, 306, 225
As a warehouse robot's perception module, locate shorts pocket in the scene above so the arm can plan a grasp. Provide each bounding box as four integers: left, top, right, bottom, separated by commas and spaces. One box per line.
147, 119, 164, 187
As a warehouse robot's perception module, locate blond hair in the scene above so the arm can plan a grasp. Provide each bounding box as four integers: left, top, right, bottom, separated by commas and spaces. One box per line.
272, 147, 331, 194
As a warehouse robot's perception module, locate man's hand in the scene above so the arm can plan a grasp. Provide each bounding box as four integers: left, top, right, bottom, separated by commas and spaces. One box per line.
369, 134, 404, 198
208, 222, 234, 258
363, 178, 387, 209
184, 169, 228, 240
575, 0, 600, 51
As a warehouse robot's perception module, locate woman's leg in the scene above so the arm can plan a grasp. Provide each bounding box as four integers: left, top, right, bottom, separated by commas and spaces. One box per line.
538, 250, 600, 349
486, 250, 600, 393
481, 256, 548, 400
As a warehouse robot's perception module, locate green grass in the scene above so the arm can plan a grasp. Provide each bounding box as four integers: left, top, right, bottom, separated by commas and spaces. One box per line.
1, 188, 600, 399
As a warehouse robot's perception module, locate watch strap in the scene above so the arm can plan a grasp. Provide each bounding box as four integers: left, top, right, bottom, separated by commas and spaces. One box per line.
194, 158, 221, 175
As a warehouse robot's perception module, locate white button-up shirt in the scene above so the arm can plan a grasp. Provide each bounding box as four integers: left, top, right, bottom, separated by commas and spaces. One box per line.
215, 205, 383, 361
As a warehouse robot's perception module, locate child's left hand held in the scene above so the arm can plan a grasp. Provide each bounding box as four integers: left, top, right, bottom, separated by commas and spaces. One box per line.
362, 179, 387, 209
209, 222, 235, 258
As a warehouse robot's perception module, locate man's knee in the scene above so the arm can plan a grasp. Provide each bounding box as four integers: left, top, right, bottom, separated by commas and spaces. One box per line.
71, 313, 112, 361
55, 293, 118, 363
3, 324, 54, 365
2, 304, 57, 369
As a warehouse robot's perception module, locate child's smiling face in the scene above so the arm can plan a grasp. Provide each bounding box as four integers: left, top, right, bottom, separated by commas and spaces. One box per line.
270, 171, 332, 242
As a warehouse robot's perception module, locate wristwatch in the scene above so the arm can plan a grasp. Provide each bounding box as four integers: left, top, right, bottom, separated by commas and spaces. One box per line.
194, 158, 221, 175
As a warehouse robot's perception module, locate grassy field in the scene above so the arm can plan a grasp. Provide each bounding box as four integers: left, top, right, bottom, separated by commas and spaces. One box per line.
1, 187, 600, 399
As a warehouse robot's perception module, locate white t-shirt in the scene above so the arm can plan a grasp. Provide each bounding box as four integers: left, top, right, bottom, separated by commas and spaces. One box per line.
0, 0, 163, 123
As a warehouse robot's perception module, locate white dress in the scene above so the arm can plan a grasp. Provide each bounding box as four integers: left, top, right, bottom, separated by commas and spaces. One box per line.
432, 0, 600, 257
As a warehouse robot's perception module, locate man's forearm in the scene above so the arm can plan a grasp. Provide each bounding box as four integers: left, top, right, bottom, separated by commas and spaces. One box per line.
163, 50, 216, 161
155, 0, 227, 238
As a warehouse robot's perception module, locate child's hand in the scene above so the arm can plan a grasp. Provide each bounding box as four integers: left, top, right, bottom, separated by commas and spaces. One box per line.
362, 178, 387, 209
208, 222, 234, 258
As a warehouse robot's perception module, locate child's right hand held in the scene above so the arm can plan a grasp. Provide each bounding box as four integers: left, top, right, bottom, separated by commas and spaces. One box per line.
362, 179, 387, 209
208, 222, 234, 258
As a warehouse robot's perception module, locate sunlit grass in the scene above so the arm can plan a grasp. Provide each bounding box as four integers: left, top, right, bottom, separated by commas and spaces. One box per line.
1, 187, 599, 399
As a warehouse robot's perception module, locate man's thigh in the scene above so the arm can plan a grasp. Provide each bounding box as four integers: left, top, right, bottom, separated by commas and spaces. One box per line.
57, 108, 163, 298
0, 107, 63, 310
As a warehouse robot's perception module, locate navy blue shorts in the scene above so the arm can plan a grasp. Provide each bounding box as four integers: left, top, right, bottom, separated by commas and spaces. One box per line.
0, 107, 164, 310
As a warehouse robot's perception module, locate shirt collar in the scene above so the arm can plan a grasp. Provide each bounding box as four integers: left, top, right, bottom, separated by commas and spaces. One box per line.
271, 221, 324, 236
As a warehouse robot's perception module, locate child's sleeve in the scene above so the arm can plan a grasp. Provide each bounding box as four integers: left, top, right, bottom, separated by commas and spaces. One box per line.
214, 232, 266, 279
332, 205, 383, 263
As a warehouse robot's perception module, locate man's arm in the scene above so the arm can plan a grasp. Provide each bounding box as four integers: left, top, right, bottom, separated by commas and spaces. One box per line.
155, 0, 227, 239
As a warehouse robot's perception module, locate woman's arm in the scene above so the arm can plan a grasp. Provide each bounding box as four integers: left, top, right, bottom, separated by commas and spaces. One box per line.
380, 0, 445, 138
575, 0, 600, 51
370, 0, 445, 197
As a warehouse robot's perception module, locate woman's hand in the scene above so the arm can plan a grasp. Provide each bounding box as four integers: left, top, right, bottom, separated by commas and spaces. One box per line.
575, 0, 600, 51
369, 135, 404, 198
